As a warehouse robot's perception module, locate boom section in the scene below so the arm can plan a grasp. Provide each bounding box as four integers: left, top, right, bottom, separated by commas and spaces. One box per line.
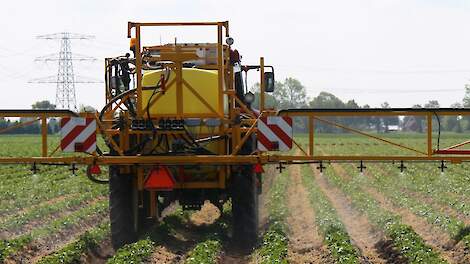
1, 108, 470, 165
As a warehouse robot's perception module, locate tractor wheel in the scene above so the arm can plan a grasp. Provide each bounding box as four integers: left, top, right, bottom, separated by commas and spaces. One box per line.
231, 136, 259, 250
232, 165, 259, 250
109, 166, 138, 249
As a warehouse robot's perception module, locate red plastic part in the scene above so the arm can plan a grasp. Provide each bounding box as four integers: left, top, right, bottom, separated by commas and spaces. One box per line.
90, 164, 101, 174
434, 149, 470, 155
254, 163, 264, 173
144, 166, 175, 191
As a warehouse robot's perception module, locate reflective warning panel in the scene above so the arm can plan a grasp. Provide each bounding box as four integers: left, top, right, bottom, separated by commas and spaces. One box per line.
257, 116, 293, 151
60, 117, 96, 153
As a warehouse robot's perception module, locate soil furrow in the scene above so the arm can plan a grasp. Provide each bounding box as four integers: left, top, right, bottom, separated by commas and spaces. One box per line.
286, 164, 332, 264
15, 212, 108, 264
147, 202, 222, 264
372, 164, 470, 226
361, 169, 469, 264
312, 164, 389, 264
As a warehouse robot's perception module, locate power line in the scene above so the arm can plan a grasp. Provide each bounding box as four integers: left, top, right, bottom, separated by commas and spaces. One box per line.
276, 65, 470, 75
328, 88, 464, 94
29, 32, 102, 110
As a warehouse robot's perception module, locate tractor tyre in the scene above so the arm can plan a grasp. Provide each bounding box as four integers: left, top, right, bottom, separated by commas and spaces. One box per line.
232, 136, 259, 250
232, 165, 259, 250
109, 165, 138, 249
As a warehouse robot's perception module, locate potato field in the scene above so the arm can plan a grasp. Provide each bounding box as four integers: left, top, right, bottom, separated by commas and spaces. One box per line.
0, 134, 469, 263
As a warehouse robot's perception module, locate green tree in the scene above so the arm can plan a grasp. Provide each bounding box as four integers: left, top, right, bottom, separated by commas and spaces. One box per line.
442, 102, 463, 132
462, 85, 470, 131
32, 100, 56, 110
424, 100, 440, 109
463, 85, 470, 107
273, 77, 307, 109
309, 92, 344, 109
79, 104, 97, 113
251, 82, 281, 110
309, 92, 345, 133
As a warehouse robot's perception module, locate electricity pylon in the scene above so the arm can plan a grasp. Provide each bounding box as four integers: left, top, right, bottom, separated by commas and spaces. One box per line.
29, 32, 101, 110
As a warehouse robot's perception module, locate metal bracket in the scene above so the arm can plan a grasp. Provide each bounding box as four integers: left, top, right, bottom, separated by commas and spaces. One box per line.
69, 163, 78, 176
357, 160, 366, 173
316, 161, 326, 173
276, 162, 285, 173
398, 161, 406, 173
30, 162, 39, 175
438, 160, 447, 173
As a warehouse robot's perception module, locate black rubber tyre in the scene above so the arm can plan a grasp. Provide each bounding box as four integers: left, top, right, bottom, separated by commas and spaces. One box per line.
231, 137, 259, 250
109, 166, 137, 249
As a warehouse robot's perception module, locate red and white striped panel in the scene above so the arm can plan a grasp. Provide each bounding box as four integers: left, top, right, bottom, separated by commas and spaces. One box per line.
257, 116, 293, 151
60, 117, 96, 153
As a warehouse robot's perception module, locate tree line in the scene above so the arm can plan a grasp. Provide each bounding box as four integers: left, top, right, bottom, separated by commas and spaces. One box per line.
1, 78, 470, 134
0, 101, 95, 134
252, 77, 470, 133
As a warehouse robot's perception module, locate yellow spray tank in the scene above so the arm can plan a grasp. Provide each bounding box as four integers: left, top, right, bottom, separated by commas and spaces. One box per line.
141, 68, 221, 117
141, 68, 225, 182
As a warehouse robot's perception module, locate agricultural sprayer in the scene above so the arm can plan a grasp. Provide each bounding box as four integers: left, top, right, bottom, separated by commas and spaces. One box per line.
1, 21, 470, 250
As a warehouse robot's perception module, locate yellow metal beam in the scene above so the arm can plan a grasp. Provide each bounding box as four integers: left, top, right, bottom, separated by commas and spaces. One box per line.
313, 116, 428, 156
260, 57, 265, 111
0, 118, 39, 134
41, 115, 47, 157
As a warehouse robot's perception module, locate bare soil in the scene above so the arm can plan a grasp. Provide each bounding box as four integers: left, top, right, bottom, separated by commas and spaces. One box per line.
286, 164, 333, 264
81, 238, 115, 264
146, 201, 223, 264
361, 168, 469, 264
7, 210, 108, 264
313, 163, 394, 264
372, 164, 470, 226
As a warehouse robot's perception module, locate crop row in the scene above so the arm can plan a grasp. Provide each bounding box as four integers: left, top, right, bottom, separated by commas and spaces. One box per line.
183, 202, 235, 264
322, 164, 447, 263
0, 166, 68, 188
0, 188, 106, 235
37, 221, 110, 264
0, 170, 106, 215
300, 166, 360, 263
392, 163, 470, 216
255, 168, 289, 264
107, 205, 227, 264
107, 238, 155, 264
185, 239, 222, 264
0, 199, 108, 262
361, 164, 470, 249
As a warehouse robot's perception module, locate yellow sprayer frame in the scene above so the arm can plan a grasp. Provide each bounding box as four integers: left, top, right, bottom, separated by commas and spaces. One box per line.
1, 22, 470, 171
2, 109, 470, 166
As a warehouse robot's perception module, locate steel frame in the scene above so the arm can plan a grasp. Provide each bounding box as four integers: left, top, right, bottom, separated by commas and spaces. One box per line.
1, 108, 470, 165
1, 22, 470, 176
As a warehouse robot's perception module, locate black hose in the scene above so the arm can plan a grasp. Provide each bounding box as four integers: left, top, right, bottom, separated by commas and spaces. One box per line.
99, 88, 137, 121
86, 165, 109, 184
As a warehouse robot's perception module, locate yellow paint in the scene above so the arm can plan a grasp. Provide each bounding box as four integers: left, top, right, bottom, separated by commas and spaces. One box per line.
142, 68, 221, 116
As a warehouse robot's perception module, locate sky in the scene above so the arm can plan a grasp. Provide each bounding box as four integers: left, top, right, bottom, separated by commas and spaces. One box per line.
1, 0, 470, 109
